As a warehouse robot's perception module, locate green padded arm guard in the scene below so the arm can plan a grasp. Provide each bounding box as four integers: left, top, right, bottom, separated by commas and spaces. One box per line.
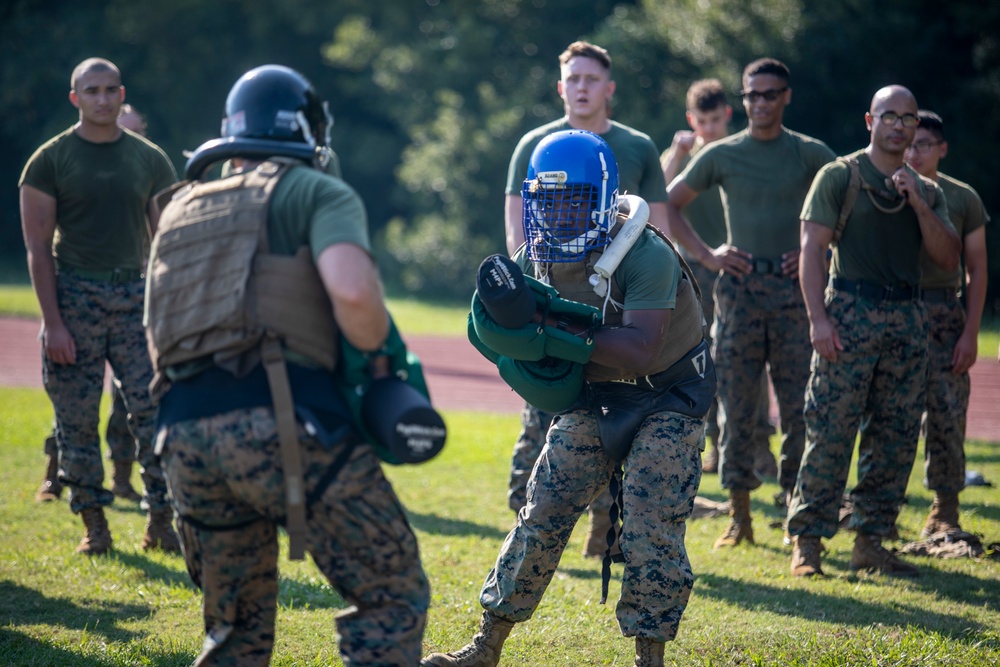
470, 274, 600, 364
337, 315, 445, 464
468, 305, 586, 413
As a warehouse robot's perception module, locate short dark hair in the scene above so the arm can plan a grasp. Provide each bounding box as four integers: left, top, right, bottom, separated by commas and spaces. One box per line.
687, 79, 727, 112
559, 41, 611, 72
71, 57, 121, 91
742, 57, 789, 86
917, 109, 945, 142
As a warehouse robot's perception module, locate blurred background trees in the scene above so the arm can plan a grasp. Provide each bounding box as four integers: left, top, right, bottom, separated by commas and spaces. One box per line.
3, 0, 998, 312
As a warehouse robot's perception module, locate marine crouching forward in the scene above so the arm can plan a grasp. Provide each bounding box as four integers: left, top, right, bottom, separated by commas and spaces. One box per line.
426, 129, 716, 667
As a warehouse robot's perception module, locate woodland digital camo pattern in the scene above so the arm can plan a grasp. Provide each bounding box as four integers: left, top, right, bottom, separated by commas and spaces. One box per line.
919, 299, 969, 493
788, 291, 928, 539
482, 409, 703, 642
713, 272, 810, 492
508, 404, 554, 512
44, 271, 168, 513
160, 406, 430, 667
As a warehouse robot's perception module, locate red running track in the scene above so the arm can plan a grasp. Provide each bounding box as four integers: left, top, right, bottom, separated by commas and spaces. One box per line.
2, 317, 998, 441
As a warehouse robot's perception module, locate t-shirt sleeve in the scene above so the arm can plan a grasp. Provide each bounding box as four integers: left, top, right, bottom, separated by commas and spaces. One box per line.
616, 230, 678, 310
636, 140, 668, 203
965, 188, 990, 234
19, 145, 56, 196
505, 135, 537, 195
151, 148, 178, 195
806, 140, 836, 173
799, 161, 849, 230
307, 177, 371, 259
677, 145, 718, 195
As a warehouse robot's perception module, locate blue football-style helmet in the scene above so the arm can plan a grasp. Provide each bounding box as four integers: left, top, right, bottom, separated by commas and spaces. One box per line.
521, 130, 619, 263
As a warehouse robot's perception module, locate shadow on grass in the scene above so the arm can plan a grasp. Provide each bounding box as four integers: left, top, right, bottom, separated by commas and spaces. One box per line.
0, 626, 194, 667
695, 571, 996, 642
406, 510, 510, 541
112, 550, 197, 590
0, 581, 148, 643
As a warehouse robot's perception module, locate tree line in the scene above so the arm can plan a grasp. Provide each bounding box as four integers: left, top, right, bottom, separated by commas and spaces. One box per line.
3, 0, 999, 313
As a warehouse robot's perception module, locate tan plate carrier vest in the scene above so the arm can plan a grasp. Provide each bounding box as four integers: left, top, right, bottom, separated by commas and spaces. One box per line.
146, 160, 338, 560
544, 219, 706, 383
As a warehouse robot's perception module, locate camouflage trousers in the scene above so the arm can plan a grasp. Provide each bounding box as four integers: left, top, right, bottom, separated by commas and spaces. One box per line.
713, 272, 810, 491
788, 291, 928, 539
43, 271, 166, 513
483, 408, 703, 642
508, 402, 614, 520
921, 298, 969, 492
158, 406, 429, 667
43, 384, 136, 463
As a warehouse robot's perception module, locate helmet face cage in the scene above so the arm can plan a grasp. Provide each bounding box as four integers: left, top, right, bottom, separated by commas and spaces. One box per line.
221, 65, 333, 148
522, 130, 619, 263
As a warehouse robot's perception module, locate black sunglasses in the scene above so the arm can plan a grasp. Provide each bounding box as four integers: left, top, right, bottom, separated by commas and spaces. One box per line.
739, 87, 788, 103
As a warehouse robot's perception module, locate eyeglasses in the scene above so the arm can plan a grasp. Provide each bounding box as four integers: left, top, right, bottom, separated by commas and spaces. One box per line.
877, 112, 919, 128
739, 87, 788, 103
906, 140, 941, 154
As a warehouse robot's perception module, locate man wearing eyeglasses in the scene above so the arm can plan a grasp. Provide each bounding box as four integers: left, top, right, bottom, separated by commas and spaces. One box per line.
788, 86, 960, 578
897, 110, 988, 542
665, 58, 835, 551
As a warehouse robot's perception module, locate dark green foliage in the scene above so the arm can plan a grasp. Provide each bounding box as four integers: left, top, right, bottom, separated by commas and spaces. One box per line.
2, 0, 999, 309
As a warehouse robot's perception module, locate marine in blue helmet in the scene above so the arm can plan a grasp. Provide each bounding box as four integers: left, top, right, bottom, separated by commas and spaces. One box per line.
423, 130, 717, 667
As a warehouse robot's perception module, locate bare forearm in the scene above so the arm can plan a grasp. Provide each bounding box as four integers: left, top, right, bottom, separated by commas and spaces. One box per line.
26, 248, 63, 327
963, 263, 987, 339
799, 244, 829, 326
665, 203, 711, 262
589, 324, 664, 376
915, 201, 960, 271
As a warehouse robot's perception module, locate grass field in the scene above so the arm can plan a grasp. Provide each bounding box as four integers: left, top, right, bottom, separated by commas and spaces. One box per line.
1, 385, 998, 666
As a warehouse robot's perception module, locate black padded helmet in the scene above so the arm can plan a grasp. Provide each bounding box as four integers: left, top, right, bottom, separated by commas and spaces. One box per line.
221, 64, 332, 147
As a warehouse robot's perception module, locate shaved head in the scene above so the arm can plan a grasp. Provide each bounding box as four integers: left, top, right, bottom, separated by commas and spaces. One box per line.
71, 58, 120, 91
870, 85, 917, 114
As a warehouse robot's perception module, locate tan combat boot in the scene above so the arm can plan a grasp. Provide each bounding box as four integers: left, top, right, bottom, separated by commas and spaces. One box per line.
850, 532, 919, 577
141, 508, 182, 552
921, 491, 961, 537
790, 536, 824, 577
713, 489, 754, 548
702, 436, 719, 473
583, 508, 620, 559
421, 611, 515, 667
111, 459, 142, 502
76, 507, 112, 555
634, 637, 665, 667
35, 452, 63, 502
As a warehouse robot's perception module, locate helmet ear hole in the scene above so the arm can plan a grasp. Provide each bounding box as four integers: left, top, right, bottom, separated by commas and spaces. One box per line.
521, 130, 619, 263
222, 65, 329, 148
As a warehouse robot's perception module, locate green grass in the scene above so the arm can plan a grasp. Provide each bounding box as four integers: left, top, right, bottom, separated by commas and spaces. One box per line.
1, 385, 998, 665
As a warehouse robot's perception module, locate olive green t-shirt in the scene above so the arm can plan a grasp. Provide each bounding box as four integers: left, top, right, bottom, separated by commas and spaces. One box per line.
800, 149, 951, 286
266, 164, 370, 258
661, 144, 726, 249
506, 118, 667, 203
19, 127, 177, 271
515, 228, 679, 310
918, 172, 989, 289
678, 127, 834, 258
